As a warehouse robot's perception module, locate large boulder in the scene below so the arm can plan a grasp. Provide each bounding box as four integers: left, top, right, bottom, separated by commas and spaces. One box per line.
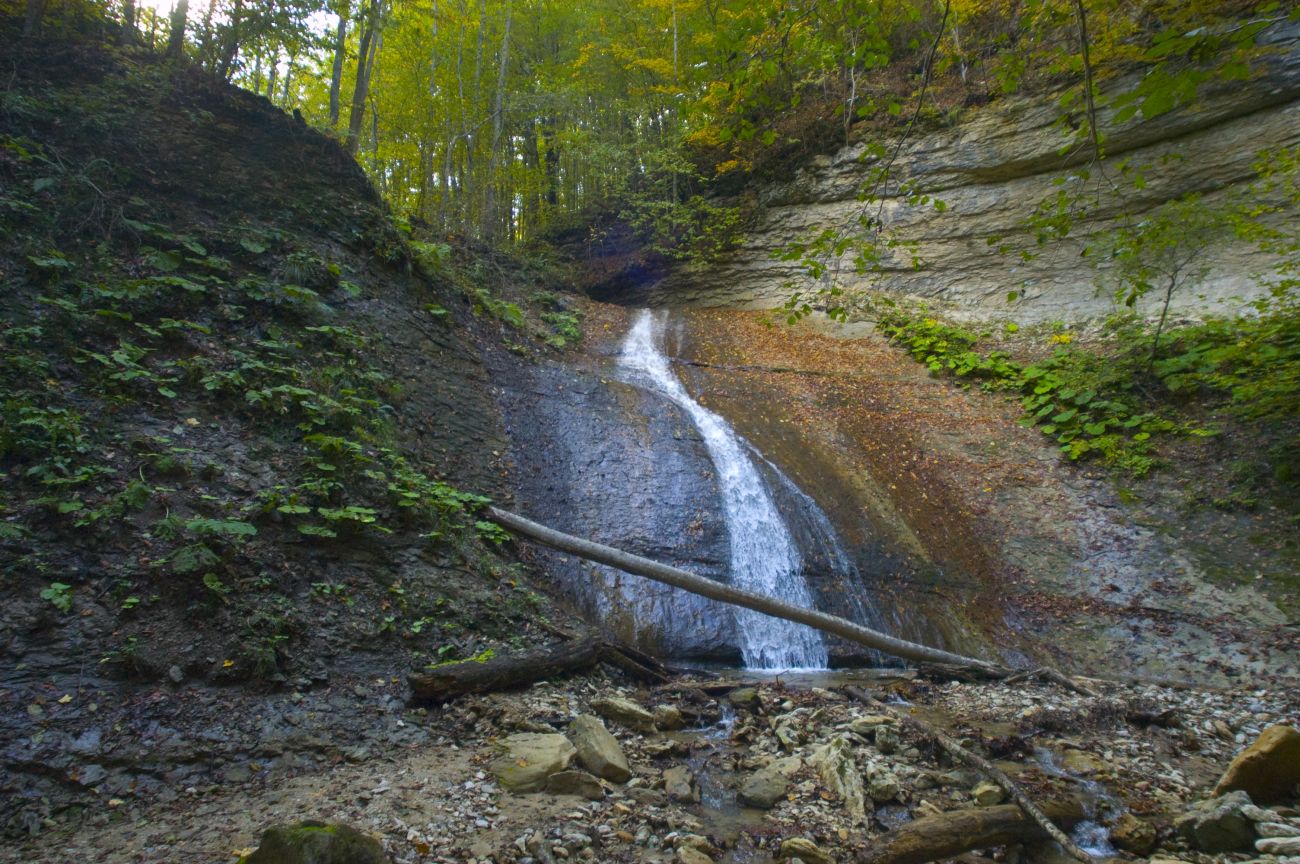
240, 822, 388, 864
1213, 725, 1300, 805
567, 715, 632, 783
1175, 790, 1257, 853
489, 733, 576, 793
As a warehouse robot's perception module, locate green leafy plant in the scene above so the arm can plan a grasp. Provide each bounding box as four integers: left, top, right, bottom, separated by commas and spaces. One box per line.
40, 581, 72, 612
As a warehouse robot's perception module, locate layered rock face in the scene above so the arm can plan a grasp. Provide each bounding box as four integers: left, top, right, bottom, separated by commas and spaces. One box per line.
640, 27, 1300, 323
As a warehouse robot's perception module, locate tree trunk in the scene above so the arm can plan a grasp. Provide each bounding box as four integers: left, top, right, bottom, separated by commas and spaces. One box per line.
542, 117, 560, 208
120, 0, 137, 45
486, 507, 1009, 674
409, 637, 602, 703
328, 6, 348, 128
481, 0, 513, 243
197, 0, 216, 65
347, 0, 382, 156
855, 800, 1086, 864
265, 52, 278, 99
23, 0, 48, 38
216, 0, 243, 79
166, 0, 189, 60
1149, 275, 1177, 372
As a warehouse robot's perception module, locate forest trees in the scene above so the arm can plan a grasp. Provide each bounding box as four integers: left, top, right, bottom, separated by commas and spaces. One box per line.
11, 0, 1297, 260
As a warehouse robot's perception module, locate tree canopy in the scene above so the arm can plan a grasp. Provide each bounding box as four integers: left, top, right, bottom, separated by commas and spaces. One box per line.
14, 0, 1294, 257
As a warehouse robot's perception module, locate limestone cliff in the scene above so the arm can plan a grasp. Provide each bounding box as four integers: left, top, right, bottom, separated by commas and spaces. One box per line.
639, 25, 1300, 323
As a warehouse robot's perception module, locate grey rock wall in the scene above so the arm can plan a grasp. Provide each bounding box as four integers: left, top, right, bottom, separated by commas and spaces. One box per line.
639, 27, 1300, 324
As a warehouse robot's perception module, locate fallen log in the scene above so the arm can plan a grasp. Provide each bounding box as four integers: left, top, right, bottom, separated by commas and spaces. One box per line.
409, 637, 602, 703
856, 799, 1087, 864
844, 686, 1094, 863
486, 506, 1009, 676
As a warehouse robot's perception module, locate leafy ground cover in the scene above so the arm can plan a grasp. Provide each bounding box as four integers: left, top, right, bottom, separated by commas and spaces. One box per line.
0, 38, 583, 698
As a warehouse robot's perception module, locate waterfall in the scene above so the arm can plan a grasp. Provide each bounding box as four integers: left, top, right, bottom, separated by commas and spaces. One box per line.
619, 310, 828, 671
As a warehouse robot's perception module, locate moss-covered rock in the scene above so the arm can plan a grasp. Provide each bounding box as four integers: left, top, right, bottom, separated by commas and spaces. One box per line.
240, 821, 389, 864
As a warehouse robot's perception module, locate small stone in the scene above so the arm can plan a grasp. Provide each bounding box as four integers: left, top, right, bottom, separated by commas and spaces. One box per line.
778, 837, 834, 864
1175, 790, 1257, 853
676, 847, 713, 864
1058, 749, 1107, 775
590, 697, 657, 734
222, 763, 252, 784
653, 705, 684, 731
242, 821, 388, 864
567, 715, 631, 783
1214, 725, 1300, 805
972, 783, 1005, 807
675, 834, 718, 855
168, 665, 185, 684
728, 688, 760, 709
1259, 838, 1300, 855
874, 725, 901, 755
1110, 812, 1158, 855
1259, 822, 1300, 838
663, 766, 698, 803
1242, 804, 1278, 822
847, 716, 894, 734
546, 770, 605, 801
77, 764, 108, 786
867, 767, 902, 803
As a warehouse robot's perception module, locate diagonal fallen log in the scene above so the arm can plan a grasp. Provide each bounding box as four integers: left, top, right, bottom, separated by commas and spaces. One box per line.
856, 799, 1087, 864
486, 506, 1010, 676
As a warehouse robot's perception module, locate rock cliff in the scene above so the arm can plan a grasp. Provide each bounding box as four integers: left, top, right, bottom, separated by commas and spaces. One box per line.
638, 26, 1300, 323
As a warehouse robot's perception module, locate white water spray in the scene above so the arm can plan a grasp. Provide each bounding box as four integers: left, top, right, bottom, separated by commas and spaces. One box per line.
619, 310, 828, 670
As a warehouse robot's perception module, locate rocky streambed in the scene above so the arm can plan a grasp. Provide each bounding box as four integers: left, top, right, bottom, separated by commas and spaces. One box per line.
13, 667, 1298, 864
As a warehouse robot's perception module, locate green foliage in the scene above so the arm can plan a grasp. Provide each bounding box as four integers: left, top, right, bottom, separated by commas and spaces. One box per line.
40, 581, 73, 612
540, 310, 584, 349
471, 287, 525, 328
874, 303, 1175, 474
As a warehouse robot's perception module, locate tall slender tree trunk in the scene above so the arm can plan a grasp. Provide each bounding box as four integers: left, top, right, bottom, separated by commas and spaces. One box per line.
542, 118, 559, 208
251, 50, 263, 94
347, 0, 382, 156
282, 53, 296, 106
481, 0, 513, 243
216, 0, 243, 79
120, 0, 137, 45
166, 0, 189, 59
328, 5, 348, 128
198, 0, 216, 65
23, 0, 48, 38
266, 52, 278, 100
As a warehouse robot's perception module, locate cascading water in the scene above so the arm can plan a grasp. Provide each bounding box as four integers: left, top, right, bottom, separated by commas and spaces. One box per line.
619, 310, 828, 671
1036, 748, 1120, 857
